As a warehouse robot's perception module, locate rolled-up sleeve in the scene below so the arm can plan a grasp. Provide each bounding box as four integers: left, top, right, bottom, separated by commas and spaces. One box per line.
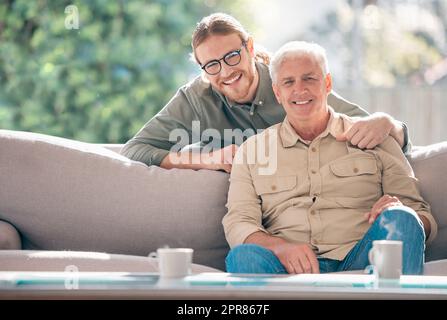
378, 138, 438, 244
222, 143, 269, 248
329, 91, 369, 118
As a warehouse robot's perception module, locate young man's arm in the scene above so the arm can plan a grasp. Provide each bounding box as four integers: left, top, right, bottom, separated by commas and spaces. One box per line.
329, 91, 411, 153
120, 85, 233, 171
160, 144, 237, 173
119, 88, 194, 166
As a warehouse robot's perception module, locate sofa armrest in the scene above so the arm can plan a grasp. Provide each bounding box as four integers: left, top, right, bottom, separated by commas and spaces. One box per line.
0, 220, 21, 250
96, 144, 124, 154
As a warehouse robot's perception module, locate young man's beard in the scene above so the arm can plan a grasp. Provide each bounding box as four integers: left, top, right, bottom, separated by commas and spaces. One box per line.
219, 68, 256, 104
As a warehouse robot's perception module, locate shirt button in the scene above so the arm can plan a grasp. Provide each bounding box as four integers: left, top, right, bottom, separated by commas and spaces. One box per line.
271, 185, 277, 191
310, 210, 316, 215
259, 100, 264, 105
353, 167, 359, 173
311, 170, 317, 174
311, 147, 317, 152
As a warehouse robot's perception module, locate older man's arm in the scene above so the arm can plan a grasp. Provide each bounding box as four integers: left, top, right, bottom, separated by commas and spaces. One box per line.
222, 144, 273, 248
375, 138, 438, 243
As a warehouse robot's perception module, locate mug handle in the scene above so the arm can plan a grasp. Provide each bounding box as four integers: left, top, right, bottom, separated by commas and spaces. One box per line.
368, 247, 376, 265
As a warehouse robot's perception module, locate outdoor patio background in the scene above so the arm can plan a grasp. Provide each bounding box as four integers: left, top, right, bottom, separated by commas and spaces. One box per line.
338, 86, 447, 146
1, 0, 446, 145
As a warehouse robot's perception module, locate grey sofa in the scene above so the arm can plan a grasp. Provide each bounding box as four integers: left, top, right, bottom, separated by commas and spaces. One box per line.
0, 129, 446, 274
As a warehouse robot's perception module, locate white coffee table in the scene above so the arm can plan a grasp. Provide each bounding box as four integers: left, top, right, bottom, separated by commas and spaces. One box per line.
1, 272, 447, 299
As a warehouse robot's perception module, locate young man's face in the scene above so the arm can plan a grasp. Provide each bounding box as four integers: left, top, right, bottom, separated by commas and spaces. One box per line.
272, 55, 332, 124
195, 33, 257, 104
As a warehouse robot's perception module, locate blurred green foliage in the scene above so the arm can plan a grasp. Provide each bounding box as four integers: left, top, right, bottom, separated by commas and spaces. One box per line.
0, 0, 250, 142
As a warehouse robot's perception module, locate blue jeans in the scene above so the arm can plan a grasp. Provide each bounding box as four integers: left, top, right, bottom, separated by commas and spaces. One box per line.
225, 206, 426, 275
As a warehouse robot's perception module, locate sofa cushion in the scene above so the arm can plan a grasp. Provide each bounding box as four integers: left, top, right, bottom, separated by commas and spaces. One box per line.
0, 250, 221, 273
424, 259, 447, 276
408, 142, 447, 262
0, 130, 230, 270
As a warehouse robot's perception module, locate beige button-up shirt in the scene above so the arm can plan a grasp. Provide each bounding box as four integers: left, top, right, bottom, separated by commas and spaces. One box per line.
223, 108, 437, 261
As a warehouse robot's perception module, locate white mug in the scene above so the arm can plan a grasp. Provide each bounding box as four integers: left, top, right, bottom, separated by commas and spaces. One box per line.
149, 248, 193, 278
368, 240, 402, 279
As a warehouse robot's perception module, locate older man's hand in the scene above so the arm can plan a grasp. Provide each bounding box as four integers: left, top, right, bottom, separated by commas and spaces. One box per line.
273, 242, 319, 274
365, 194, 403, 224
337, 112, 403, 149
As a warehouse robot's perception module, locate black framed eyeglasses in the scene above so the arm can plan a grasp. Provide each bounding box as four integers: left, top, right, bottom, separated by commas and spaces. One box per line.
201, 42, 246, 75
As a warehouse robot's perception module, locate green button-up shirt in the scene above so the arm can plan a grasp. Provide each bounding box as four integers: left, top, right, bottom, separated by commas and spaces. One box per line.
121, 62, 407, 166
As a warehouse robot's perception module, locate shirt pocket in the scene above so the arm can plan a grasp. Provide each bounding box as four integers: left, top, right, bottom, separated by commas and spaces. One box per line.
252, 176, 298, 213
330, 158, 378, 177
328, 157, 381, 202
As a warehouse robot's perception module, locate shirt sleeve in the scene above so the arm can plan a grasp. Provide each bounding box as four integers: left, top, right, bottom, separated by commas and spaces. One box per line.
377, 137, 438, 244
120, 87, 201, 166
400, 121, 412, 155
222, 142, 269, 248
328, 91, 369, 117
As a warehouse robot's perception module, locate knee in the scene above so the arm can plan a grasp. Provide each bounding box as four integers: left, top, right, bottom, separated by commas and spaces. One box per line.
379, 206, 421, 226
225, 243, 283, 273
226, 244, 265, 263
377, 206, 424, 240
0, 221, 21, 249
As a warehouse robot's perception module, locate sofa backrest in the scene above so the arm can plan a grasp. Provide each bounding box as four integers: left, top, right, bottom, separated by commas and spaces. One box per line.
0, 130, 230, 270
408, 142, 447, 261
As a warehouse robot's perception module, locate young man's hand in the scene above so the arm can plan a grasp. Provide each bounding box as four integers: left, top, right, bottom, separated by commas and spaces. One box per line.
337, 112, 404, 149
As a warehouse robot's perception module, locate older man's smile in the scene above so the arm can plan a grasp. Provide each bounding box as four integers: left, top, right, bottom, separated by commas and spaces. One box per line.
291, 99, 313, 105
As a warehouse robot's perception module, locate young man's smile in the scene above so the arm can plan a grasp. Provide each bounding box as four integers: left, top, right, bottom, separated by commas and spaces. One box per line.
221, 72, 242, 86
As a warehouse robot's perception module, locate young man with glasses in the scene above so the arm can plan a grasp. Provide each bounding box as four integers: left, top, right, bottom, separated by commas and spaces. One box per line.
121, 13, 410, 173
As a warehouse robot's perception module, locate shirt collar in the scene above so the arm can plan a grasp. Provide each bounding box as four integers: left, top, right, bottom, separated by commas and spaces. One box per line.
279, 106, 351, 148
252, 61, 277, 108
212, 61, 276, 109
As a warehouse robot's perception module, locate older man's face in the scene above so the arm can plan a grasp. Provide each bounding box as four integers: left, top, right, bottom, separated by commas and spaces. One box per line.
272, 55, 332, 123
195, 33, 257, 104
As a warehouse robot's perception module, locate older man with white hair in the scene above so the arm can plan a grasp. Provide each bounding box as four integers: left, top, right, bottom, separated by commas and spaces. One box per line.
222, 41, 437, 275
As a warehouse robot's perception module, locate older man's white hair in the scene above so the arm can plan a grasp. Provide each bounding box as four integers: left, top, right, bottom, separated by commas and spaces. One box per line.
270, 41, 329, 84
